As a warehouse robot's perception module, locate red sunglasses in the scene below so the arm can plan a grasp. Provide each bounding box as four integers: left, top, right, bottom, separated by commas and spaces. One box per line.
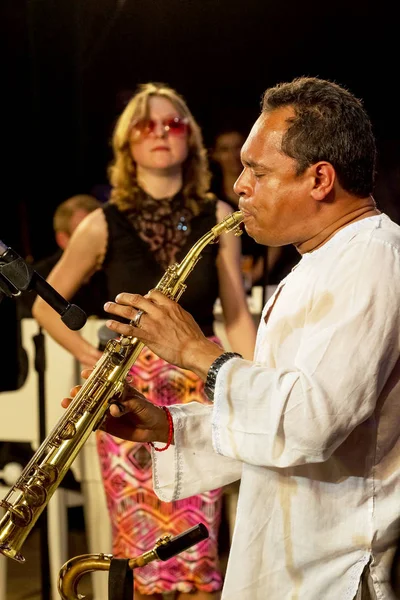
131, 116, 190, 139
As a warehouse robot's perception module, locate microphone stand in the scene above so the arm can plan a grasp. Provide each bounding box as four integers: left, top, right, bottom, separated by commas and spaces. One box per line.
33, 327, 51, 600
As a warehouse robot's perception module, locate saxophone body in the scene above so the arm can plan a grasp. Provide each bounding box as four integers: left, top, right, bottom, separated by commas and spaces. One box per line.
0, 210, 243, 563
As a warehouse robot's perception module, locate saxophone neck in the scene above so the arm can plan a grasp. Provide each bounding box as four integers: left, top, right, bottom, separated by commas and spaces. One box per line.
175, 210, 244, 279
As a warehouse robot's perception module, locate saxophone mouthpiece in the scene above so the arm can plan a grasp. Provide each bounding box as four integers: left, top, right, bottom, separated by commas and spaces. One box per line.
211, 210, 244, 238
229, 210, 245, 236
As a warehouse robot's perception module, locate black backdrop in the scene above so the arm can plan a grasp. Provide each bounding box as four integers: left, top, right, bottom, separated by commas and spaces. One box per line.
2, 0, 399, 262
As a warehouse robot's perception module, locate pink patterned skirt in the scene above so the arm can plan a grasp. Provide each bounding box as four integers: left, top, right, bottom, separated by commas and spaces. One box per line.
96, 343, 223, 594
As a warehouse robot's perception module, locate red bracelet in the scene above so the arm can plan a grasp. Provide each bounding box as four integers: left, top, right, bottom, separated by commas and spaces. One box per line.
149, 406, 174, 452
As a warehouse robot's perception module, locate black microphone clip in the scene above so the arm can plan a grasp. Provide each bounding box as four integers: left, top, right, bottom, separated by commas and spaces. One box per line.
0, 240, 87, 331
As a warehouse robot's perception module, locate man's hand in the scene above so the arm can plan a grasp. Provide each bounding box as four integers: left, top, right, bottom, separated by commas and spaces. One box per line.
62, 369, 171, 444
103, 290, 224, 379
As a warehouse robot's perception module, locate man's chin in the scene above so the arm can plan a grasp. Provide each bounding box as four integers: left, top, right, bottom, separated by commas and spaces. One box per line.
245, 228, 276, 247
244, 225, 262, 244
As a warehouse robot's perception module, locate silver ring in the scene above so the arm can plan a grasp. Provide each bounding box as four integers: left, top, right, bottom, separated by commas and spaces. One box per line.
132, 309, 145, 328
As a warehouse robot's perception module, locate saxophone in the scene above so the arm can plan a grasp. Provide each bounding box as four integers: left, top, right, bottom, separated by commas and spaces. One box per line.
58, 523, 209, 600
0, 210, 243, 563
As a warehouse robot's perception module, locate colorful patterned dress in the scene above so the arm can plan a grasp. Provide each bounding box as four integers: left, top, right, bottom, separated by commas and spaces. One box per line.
96, 191, 223, 594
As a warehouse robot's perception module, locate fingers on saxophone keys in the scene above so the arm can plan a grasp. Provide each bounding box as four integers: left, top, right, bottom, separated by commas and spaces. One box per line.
61, 382, 82, 409
109, 401, 126, 417
106, 319, 137, 337
104, 300, 135, 322
69, 384, 82, 398
81, 368, 93, 380
115, 292, 143, 308
144, 289, 165, 304
61, 397, 72, 409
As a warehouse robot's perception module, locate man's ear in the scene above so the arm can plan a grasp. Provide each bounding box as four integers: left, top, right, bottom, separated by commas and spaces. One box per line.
310, 162, 335, 201
55, 230, 70, 250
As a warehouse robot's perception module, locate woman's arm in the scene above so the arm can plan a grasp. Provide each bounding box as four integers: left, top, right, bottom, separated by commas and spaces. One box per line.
216, 200, 257, 360
32, 208, 107, 367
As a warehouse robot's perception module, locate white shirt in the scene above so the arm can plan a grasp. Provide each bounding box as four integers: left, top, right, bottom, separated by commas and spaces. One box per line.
152, 214, 400, 599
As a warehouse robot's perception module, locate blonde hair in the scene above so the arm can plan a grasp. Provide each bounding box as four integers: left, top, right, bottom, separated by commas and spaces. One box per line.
108, 82, 212, 213
53, 194, 101, 234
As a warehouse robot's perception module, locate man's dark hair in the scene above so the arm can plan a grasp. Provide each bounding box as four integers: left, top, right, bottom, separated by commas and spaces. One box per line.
262, 77, 376, 197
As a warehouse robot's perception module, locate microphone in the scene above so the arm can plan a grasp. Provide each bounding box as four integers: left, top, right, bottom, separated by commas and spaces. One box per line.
0, 240, 87, 331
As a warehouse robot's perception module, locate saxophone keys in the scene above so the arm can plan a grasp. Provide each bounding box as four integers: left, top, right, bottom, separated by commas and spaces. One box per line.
36, 463, 58, 484
23, 484, 47, 507
10, 503, 32, 527
58, 422, 77, 441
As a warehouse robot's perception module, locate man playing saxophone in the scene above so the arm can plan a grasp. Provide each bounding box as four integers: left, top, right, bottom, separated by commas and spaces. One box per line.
67, 76, 400, 600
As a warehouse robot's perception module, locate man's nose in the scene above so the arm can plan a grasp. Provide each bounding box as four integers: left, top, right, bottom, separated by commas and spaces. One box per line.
233, 169, 246, 196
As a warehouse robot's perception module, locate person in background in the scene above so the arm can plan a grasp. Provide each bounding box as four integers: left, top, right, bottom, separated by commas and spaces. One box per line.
210, 129, 246, 209
65, 75, 400, 600
210, 128, 283, 290
19, 194, 107, 319
38, 194, 103, 275
33, 82, 257, 600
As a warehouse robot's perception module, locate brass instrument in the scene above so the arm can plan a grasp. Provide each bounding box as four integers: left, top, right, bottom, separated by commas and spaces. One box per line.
58, 523, 209, 600
0, 210, 243, 563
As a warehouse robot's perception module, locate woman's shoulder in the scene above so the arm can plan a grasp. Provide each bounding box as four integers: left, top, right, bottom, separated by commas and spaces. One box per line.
74, 206, 107, 240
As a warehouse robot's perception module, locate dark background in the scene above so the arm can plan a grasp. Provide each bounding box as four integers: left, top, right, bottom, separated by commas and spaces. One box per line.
1, 0, 399, 261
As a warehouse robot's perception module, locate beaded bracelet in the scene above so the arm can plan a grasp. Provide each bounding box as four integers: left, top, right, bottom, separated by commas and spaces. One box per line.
148, 406, 174, 452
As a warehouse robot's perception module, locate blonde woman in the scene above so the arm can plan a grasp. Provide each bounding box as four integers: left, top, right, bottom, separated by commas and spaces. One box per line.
33, 82, 256, 600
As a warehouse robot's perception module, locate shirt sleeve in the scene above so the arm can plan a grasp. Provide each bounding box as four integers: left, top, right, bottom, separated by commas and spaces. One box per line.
152, 402, 243, 502
212, 237, 400, 468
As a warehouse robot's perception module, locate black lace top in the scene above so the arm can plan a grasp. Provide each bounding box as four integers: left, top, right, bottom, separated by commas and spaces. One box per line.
101, 191, 220, 336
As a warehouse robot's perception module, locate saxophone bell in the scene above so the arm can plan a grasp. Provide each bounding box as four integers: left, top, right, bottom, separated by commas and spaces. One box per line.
58, 524, 209, 600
